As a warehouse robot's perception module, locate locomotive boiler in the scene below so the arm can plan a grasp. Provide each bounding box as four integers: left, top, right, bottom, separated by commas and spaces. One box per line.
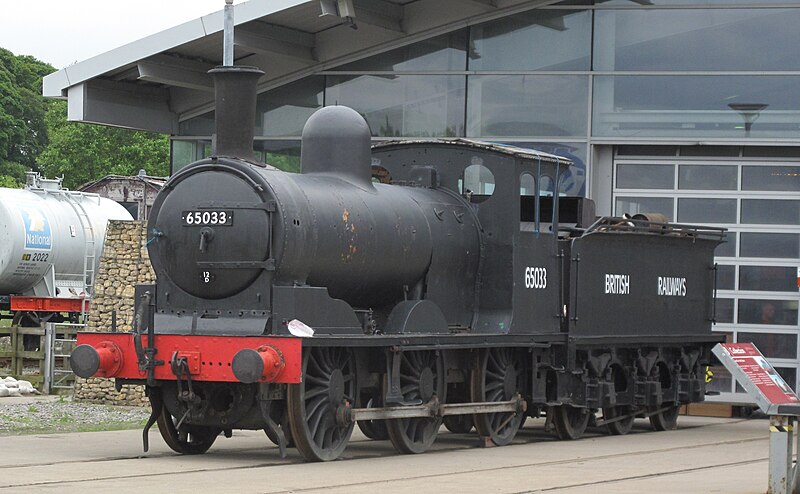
71, 27, 726, 461
0, 172, 132, 322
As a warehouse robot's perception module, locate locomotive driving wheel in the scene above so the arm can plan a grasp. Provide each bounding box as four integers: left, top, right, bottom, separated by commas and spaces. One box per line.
471, 348, 525, 446
156, 404, 220, 455
287, 347, 357, 461
551, 405, 590, 440
386, 350, 445, 454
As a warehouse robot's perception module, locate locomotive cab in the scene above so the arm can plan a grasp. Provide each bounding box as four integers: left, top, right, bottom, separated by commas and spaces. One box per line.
372, 140, 590, 337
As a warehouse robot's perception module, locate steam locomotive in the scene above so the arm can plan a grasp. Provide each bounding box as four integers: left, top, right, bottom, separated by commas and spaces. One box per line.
71, 63, 725, 461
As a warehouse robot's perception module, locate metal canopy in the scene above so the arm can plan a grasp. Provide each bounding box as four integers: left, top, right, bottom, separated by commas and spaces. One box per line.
42, 0, 558, 134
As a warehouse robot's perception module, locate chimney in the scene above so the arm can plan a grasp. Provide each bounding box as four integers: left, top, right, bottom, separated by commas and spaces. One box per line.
208, 0, 264, 161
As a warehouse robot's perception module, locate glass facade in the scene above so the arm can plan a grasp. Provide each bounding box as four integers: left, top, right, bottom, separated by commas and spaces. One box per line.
613, 147, 800, 397
170, 1, 800, 399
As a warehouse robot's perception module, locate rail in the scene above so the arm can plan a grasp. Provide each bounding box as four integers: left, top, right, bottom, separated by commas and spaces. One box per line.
580, 216, 727, 242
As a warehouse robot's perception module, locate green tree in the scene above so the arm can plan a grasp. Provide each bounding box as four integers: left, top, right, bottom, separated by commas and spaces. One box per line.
38, 101, 170, 189
0, 48, 54, 186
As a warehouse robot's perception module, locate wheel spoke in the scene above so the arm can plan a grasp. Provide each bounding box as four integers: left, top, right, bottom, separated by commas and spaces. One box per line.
304, 386, 327, 400
486, 369, 503, 381
485, 380, 504, 392
305, 373, 329, 386
472, 349, 524, 446
387, 351, 443, 454
287, 347, 357, 461
306, 396, 328, 420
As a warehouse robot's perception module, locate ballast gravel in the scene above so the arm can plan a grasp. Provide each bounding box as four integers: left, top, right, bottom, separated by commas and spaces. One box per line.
0, 397, 150, 435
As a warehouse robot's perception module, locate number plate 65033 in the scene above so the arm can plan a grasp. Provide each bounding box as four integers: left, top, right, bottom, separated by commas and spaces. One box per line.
182, 210, 234, 226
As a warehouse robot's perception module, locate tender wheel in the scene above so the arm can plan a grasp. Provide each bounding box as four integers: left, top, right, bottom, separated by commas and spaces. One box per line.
603, 406, 635, 436
649, 404, 680, 431
551, 405, 590, 440
471, 348, 525, 446
357, 394, 389, 440
386, 350, 445, 454
156, 404, 220, 454
287, 347, 357, 461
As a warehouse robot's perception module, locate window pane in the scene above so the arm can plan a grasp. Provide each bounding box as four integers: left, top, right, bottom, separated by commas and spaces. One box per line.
678, 198, 737, 224
737, 332, 797, 360
594, 9, 800, 71
738, 299, 798, 326
615, 196, 673, 221
461, 164, 496, 196
506, 142, 587, 197
616, 164, 674, 190
179, 111, 215, 136
593, 75, 800, 139
716, 232, 736, 258
326, 75, 465, 137
716, 265, 735, 291
680, 146, 740, 158
255, 141, 301, 173
776, 368, 797, 392
171, 140, 195, 173
257, 77, 323, 137
467, 75, 588, 137
616, 145, 677, 157
739, 266, 798, 293
741, 200, 800, 225
715, 298, 734, 324
469, 10, 591, 71
520, 173, 535, 196
740, 233, 799, 259
706, 364, 732, 394
540, 176, 555, 196
333, 31, 466, 71
678, 165, 737, 190
742, 166, 800, 192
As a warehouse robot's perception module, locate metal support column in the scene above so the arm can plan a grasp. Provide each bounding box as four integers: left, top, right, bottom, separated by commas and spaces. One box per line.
769, 415, 800, 494
43, 323, 54, 394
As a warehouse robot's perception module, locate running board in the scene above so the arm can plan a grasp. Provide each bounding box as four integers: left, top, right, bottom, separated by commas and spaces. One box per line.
338, 395, 526, 425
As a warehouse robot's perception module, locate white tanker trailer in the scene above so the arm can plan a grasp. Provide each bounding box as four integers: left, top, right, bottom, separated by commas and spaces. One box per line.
0, 172, 133, 316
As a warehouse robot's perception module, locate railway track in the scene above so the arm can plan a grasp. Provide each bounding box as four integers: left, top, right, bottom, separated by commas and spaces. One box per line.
0, 417, 769, 493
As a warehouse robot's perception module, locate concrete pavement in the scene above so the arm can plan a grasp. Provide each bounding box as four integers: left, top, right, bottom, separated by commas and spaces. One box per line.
0, 415, 772, 493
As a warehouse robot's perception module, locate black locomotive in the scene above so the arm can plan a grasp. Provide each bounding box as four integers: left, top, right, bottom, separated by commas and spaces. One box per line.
71, 63, 725, 461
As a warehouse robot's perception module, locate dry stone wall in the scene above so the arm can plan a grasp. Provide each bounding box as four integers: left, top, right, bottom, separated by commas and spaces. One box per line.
73, 220, 153, 406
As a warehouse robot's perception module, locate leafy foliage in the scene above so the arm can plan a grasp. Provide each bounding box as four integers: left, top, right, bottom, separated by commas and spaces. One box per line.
0, 47, 170, 190
38, 101, 169, 189
0, 48, 54, 186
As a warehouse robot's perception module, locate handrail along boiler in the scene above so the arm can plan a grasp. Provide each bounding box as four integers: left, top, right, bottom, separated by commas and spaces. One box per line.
71, 33, 725, 461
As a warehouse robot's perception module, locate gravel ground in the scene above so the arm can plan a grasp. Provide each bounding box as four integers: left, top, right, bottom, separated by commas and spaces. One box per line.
0, 396, 150, 435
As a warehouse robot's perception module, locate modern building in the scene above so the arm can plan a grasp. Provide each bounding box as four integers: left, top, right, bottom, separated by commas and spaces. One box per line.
43, 0, 800, 403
